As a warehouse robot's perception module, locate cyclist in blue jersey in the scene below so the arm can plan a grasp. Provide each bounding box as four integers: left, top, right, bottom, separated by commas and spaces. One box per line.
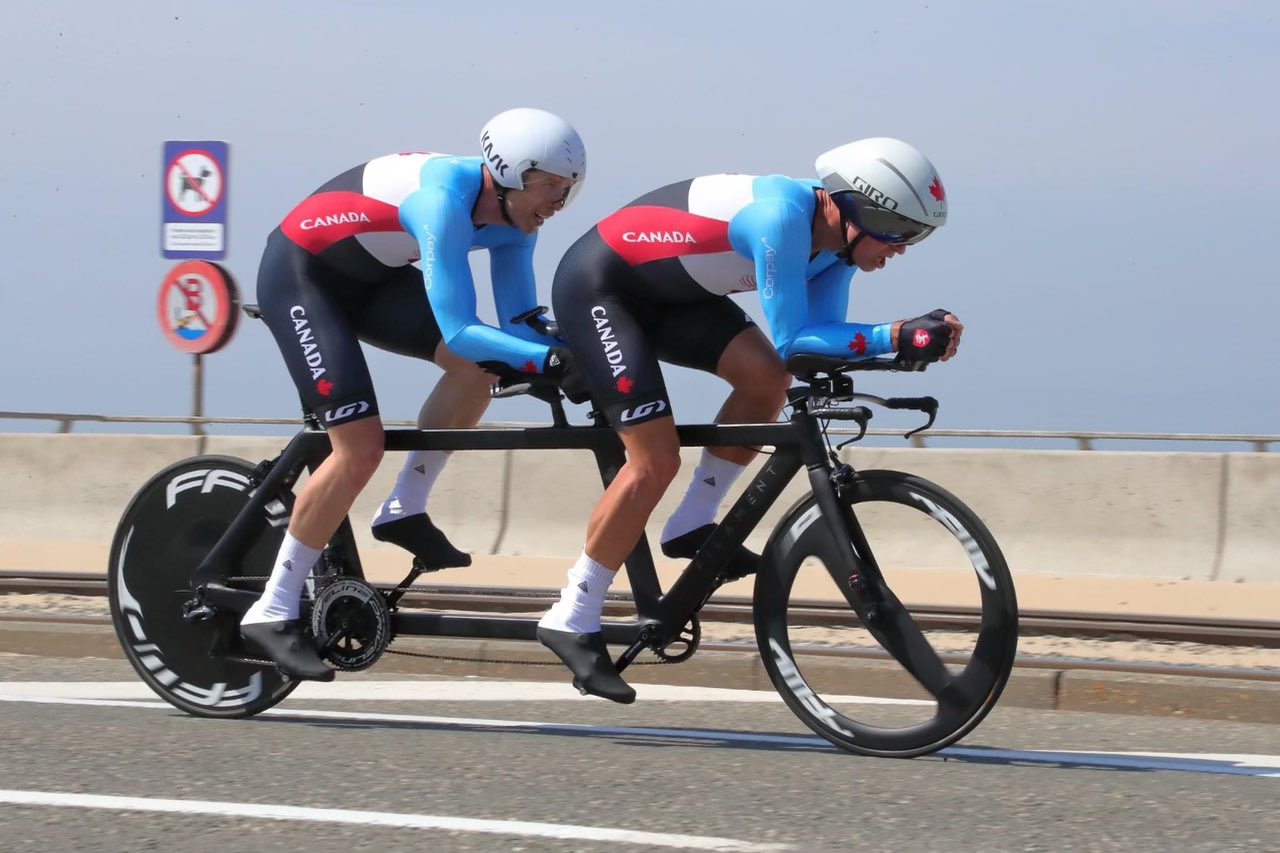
537, 138, 962, 702
241, 108, 588, 679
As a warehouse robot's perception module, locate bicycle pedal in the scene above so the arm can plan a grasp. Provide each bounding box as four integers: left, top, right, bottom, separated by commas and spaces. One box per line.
182, 604, 217, 623
410, 558, 447, 575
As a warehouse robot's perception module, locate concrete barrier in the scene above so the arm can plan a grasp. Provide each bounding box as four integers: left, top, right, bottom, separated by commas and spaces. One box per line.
0, 435, 199, 572
1218, 452, 1280, 584
841, 447, 1228, 581
1, 434, 1277, 586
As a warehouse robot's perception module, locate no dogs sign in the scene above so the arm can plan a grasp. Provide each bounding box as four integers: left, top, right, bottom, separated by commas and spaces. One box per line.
161, 140, 229, 260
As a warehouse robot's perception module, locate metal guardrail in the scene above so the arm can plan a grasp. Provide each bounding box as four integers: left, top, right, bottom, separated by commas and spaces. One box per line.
1, 411, 1276, 451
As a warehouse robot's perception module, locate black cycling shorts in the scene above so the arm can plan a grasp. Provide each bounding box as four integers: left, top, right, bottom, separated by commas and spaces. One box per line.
256, 229, 444, 427
551, 228, 755, 428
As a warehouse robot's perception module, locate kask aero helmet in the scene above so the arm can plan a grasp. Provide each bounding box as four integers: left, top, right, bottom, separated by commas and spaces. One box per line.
479, 108, 586, 207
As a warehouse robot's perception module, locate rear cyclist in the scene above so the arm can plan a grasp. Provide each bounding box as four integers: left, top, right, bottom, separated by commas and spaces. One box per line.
539, 137, 961, 701
241, 108, 587, 680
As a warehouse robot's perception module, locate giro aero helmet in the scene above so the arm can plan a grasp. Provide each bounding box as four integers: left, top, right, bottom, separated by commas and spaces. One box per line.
815, 137, 946, 245
479, 108, 586, 205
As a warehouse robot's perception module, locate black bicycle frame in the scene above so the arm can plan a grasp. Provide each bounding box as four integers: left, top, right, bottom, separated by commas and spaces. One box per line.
193, 401, 850, 657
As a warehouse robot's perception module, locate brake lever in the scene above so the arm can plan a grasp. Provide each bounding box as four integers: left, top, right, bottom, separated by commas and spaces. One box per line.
882, 395, 939, 438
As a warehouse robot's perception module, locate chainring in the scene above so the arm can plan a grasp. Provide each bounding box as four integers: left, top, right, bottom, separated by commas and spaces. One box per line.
309, 577, 392, 671
652, 615, 700, 663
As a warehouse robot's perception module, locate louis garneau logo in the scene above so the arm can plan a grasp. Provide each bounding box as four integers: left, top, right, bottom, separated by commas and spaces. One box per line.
325, 401, 371, 423
619, 400, 668, 423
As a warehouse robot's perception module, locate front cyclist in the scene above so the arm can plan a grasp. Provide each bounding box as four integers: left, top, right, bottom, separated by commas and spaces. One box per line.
538, 138, 962, 702
241, 108, 587, 680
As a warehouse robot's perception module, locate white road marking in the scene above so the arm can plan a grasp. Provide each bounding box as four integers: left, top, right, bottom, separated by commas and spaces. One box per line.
0, 789, 790, 852
0, 680, 932, 705
1, 689, 1278, 778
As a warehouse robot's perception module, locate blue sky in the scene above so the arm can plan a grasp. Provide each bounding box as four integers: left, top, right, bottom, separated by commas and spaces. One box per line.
2, 1, 1277, 440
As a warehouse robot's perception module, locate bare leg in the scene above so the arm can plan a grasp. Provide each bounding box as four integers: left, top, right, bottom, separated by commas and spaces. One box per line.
707, 325, 791, 463
417, 341, 494, 430
292, 416, 386, 547
660, 328, 790, 562
584, 417, 682, 568
370, 342, 493, 565
241, 415, 385, 679
536, 417, 680, 705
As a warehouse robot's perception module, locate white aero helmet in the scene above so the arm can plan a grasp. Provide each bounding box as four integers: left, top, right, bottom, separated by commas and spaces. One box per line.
479, 107, 586, 203
815, 137, 946, 244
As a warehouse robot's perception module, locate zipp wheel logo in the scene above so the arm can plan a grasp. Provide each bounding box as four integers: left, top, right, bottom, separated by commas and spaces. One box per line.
910, 491, 997, 590
114, 526, 264, 710
769, 638, 854, 737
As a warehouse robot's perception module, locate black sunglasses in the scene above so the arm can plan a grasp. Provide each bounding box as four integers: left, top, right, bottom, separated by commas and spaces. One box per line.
832, 191, 935, 245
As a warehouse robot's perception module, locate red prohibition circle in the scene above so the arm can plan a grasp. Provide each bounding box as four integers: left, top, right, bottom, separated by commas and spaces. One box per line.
156, 260, 240, 355
165, 148, 225, 218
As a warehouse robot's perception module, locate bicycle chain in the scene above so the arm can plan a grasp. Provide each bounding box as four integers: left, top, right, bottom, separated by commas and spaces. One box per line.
226, 577, 683, 667
384, 646, 680, 667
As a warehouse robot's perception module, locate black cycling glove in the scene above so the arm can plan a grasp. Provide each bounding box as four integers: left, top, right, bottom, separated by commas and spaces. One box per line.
543, 347, 592, 404
896, 309, 953, 363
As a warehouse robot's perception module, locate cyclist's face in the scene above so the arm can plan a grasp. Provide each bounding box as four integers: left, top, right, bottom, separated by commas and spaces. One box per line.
847, 221, 908, 272
504, 169, 576, 234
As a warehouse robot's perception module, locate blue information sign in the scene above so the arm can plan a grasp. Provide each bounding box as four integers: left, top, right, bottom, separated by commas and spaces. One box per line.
161, 140, 229, 260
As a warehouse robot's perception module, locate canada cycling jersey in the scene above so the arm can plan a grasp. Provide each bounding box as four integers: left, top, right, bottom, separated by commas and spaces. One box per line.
594, 174, 893, 360
276, 152, 551, 373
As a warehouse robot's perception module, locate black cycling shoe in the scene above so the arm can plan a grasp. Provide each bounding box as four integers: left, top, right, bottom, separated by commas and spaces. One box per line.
372, 513, 472, 571
536, 626, 636, 704
661, 523, 760, 582
240, 620, 335, 682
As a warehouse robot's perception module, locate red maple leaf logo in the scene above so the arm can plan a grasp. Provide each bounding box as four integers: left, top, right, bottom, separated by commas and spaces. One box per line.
316, 378, 334, 397
928, 176, 945, 202
616, 375, 634, 394
847, 333, 867, 355
521, 360, 538, 373
913, 329, 931, 348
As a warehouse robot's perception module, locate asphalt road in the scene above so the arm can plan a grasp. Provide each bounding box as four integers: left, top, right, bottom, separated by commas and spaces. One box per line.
0, 655, 1276, 853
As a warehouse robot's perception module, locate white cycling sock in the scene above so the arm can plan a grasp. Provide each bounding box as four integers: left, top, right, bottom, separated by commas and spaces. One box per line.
661, 450, 747, 542
242, 533, 323, 625
372, 450, 451, 526
538, 551, 616, 634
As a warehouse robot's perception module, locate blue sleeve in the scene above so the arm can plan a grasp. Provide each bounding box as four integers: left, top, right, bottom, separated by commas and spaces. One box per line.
729, 177, 892, 361
488, 234, 552, 350
789, 261, 893, 359
807, 260, 851, 323
729, 197, 812, 360
399, 188, 551, 373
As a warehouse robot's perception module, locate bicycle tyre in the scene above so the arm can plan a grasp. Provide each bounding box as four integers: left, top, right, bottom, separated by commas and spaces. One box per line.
753, 469, 1018, 757
108, 455, 298, 718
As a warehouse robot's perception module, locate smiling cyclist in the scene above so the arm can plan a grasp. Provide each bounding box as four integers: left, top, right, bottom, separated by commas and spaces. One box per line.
241, 108, 588, 680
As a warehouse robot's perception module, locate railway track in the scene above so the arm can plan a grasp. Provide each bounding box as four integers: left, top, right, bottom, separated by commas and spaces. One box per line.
3, 570, 1277, 649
